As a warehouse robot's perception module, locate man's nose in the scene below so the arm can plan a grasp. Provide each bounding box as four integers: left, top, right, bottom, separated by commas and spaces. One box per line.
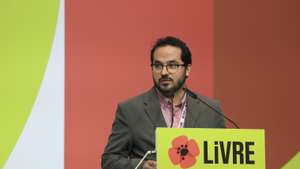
161, 66, 169, 75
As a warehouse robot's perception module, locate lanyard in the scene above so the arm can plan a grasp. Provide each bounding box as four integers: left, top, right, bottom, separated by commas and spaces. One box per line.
177, 102, 187, 128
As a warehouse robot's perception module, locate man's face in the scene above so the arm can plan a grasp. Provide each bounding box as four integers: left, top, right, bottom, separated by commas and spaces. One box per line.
152, 45, 191, 97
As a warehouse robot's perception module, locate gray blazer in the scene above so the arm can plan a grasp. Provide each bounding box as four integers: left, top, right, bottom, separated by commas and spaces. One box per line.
101, 87, 225, 169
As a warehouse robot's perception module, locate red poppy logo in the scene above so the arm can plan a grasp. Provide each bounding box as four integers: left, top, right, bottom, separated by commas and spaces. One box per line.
168, 135, 200, 168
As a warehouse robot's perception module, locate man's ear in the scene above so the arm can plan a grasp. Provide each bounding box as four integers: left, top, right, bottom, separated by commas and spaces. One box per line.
185, 64, 191, 77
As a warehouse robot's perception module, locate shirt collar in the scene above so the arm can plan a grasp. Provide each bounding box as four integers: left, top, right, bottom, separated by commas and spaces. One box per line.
155, 88, 187, 107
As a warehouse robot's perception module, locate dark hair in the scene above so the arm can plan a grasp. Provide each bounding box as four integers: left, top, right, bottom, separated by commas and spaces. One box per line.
150, 36, 192, 65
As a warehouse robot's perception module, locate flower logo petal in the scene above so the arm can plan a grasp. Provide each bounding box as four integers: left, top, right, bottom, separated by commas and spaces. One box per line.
187, 139, 200, 156
180, 155, 196, 169
168, 148, 181, 164
172, 135, 188, 148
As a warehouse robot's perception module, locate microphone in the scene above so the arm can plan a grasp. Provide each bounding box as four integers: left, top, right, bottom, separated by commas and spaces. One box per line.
134, 150, 156, 169
184, 88, 240, 128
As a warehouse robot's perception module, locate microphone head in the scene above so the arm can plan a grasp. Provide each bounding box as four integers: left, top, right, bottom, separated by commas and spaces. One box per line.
184, 88, 198, 99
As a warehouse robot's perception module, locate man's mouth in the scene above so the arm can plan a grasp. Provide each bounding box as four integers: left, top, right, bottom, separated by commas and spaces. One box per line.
159, 78, 173, 85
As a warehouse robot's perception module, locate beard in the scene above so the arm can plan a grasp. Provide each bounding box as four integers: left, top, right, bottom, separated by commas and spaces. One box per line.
153, 74, 187, 98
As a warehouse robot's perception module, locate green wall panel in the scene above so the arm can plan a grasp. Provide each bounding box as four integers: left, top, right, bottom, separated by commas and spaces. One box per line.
0, 0, 59, 167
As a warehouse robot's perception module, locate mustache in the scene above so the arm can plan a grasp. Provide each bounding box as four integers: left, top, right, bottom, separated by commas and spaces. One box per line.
159, 77, 173, 82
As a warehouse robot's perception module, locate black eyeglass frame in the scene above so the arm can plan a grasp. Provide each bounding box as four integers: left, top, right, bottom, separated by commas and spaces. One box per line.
150, 63, 187, 73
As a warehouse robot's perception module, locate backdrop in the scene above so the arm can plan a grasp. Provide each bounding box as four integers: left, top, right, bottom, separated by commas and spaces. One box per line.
66, 1, 214, 169
1, 0, 299, 169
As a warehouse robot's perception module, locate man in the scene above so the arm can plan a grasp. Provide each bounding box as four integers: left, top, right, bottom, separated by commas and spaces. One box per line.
101, 36, 225, 169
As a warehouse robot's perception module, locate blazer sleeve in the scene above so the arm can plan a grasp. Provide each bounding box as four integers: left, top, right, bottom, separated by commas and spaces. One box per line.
101, 104, 142, 169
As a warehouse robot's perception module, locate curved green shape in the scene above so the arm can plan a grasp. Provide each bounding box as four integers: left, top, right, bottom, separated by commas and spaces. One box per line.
0, 0, 59, 168
282, 152, 300, 169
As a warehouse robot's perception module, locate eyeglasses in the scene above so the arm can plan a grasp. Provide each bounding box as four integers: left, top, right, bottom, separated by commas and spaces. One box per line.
151, 63, 186, 74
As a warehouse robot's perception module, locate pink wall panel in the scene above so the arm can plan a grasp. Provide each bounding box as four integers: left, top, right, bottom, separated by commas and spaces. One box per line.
66, 1, 214, 169
215, 0, 300, 168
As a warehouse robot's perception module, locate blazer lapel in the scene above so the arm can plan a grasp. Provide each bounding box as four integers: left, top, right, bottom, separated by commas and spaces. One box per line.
143, 88, 167, 128
184, 95, 201, 128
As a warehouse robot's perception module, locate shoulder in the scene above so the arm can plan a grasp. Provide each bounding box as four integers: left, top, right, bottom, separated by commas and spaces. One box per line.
196, 92, 221, 107
188, 90, 222, 112
188, 90, 225, 128
188, 89, 221, 105
117, 89, 152, 110
114, 89, 153, 123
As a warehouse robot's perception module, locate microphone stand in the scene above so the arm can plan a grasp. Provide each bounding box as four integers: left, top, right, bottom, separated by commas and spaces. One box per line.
134, 150, 156, 169
184, 88, 239, 128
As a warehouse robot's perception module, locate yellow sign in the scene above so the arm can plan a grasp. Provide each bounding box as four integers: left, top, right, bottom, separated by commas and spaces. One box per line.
156, 128, 265, 169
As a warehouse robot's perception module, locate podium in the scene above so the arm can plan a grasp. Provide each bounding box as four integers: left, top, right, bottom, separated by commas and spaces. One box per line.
156, 128, 265, 169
